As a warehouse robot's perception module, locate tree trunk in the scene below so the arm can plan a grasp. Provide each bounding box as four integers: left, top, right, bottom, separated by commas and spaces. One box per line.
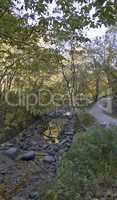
107, 71, 117, 116
112, 76, 117, 116
94, 77, 100, 102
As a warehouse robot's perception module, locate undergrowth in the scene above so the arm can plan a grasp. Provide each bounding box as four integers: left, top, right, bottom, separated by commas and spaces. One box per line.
43, 127, 117, 200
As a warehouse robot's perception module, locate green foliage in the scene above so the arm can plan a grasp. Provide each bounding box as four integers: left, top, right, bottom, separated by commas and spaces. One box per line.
44, 127, 117, 200
4, 109, 32, 128
78, 110, 96, 127
94, 0, 117, 26
0, 0, 117, 143
0, 0, 117, 112
1, 0, 117, 44
0, 102, 35, 143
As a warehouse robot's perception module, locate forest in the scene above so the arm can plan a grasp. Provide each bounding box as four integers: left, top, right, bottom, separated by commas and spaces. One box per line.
0, 0, 117, 199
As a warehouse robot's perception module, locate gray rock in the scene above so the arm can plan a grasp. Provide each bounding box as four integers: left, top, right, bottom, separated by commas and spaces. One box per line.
29, 192, 40, 200
19, 151, 35, 161
1, 142, 13, 148
64, 131, 73, 135
59, 139, 68, 146
58, 149, 65, 155
4, 147, 18, 159
100, 121, 107, 127
43, 155, 55, 163
63, 111, 73, 119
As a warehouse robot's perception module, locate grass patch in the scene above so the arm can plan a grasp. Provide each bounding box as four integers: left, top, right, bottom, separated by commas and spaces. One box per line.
44, 127, 117, 200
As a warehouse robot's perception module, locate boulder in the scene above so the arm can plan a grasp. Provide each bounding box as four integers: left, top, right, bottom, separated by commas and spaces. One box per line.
100, 121, 107, 128
1, 142, 13, 148
43, 155, 55, 163
29, 192, 40, 200
4, 147, 18, 159
19, 151, 35, 161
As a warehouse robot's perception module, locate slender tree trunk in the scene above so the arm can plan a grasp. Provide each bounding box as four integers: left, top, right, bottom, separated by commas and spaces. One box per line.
94, 76, 100, 102
107, 71, 117, 115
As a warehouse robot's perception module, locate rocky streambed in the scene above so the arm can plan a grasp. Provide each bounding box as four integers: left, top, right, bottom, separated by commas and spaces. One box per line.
0, 108, 77, 200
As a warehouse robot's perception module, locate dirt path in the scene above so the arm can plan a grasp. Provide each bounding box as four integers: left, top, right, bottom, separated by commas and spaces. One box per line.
89, 98, 117, 127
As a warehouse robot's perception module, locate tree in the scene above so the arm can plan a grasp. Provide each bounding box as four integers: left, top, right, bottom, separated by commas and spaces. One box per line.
87, 29, 117, 114
0, 0, 117, 112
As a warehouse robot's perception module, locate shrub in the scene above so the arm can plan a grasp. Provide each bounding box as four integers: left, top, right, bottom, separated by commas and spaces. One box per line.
78, 110, 95, 127
44, 127, 117, 200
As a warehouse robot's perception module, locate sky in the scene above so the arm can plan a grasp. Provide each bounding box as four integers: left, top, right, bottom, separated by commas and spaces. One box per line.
86, 25, 107, 39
